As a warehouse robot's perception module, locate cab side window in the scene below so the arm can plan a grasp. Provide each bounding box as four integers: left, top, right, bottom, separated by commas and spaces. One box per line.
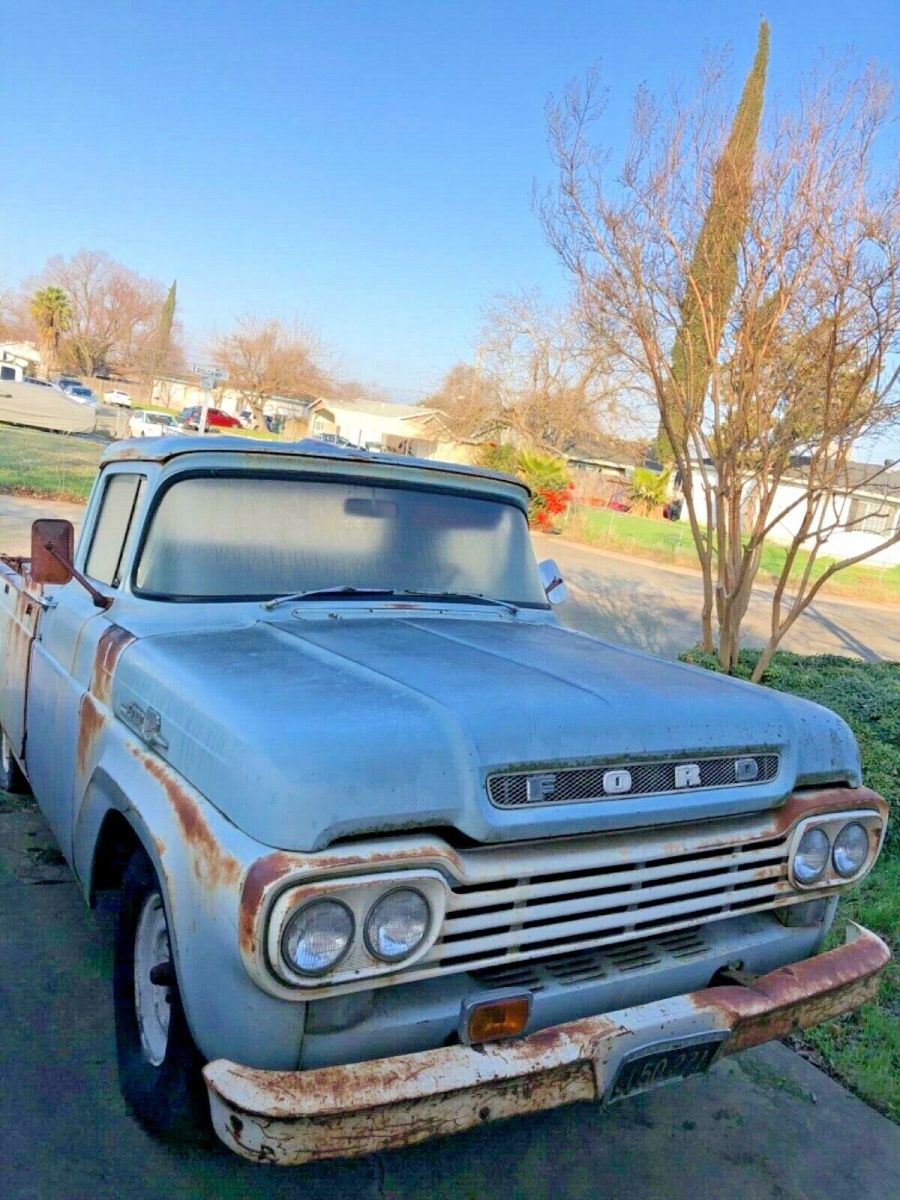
85, 474, 146, 586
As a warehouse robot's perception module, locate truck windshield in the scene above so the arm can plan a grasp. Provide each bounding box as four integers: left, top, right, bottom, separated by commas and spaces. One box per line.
133, 473, 548, 606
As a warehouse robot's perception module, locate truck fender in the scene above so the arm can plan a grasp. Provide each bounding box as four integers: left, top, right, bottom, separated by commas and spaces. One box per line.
72, 735, 307, 1069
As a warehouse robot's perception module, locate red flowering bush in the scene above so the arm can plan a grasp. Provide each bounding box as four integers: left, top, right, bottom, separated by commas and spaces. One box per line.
477, 445, 574, 531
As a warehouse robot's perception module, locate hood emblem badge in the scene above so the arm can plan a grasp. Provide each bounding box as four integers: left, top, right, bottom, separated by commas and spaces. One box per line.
526, 773, 557, 802
118, 701, 169, 751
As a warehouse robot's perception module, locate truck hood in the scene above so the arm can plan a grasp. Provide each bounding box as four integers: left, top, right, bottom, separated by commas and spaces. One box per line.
111, 615, 860, 851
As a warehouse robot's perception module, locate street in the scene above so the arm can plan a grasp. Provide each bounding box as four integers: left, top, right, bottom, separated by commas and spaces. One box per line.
0, 492, 898, 1198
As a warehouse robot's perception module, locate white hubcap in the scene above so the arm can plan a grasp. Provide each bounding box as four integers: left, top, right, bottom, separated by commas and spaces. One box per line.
134, 892, 172, 1066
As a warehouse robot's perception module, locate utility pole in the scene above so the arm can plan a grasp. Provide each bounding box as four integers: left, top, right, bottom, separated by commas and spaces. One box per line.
192, 363, 224, 434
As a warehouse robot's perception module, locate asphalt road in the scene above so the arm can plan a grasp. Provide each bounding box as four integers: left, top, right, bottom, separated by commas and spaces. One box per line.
533, 533, 900, 664
0, 492, 898, 1197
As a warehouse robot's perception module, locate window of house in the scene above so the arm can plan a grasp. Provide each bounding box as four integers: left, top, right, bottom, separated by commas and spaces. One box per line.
848, 497, 898, 537
85, 474, 146, 586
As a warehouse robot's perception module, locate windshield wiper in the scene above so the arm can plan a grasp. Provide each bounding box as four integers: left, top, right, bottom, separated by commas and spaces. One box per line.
262, 587, 518, 614
262, 586, 395, 610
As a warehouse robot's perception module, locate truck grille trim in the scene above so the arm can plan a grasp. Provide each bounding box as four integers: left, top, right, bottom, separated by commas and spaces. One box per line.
473, 927, 710, 992
420, 833, 790, 975
488, 753, 780, 808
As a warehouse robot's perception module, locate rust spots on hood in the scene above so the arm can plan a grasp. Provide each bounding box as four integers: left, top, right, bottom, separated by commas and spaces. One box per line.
131, 746, 241, 892
90, 624, 136, 706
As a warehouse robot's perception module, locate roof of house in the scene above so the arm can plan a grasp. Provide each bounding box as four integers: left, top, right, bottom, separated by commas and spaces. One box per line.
785, 457, 900, 500
311, 396, 442, 422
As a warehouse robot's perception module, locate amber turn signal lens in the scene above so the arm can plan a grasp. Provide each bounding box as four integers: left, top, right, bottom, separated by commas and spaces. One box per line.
467, 995, 531, 1044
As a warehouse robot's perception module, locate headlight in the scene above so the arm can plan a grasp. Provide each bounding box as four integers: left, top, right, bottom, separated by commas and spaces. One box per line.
794, 827, 830, 884
365, 888, 431, 962
281, 899, 354, 975
833, 822, 869, 877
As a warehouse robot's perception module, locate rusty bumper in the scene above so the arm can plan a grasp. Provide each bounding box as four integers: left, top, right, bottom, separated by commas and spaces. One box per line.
203, 922, 889, 1165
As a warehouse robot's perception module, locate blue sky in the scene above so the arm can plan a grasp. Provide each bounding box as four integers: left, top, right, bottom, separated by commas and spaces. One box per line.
2, 0, 898, 447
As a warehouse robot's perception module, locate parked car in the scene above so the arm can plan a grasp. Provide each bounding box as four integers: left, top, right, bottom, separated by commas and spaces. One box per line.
176, 405, 242, 430
128, 410, 178, 438
0, 437, 890, 1164
55, 374, 82, 391
312, 431, 355, 447
63, 384, 98, 405
105, 389, 133, 408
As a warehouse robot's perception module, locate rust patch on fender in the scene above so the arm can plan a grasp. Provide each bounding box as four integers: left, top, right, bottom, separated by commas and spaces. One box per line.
90, 624, 136, 705
76, 693, 106, 775
240, 852, 297, 955
130, 746, 241, 892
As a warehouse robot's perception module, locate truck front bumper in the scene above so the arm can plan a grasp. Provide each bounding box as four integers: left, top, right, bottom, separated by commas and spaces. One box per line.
203, 922, 889, 1165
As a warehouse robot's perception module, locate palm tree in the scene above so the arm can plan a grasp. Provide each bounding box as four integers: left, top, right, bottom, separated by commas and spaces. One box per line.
30, 286, 72, 373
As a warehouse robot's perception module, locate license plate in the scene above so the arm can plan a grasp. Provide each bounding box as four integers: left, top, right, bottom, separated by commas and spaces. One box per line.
605, 1032, 728, 1103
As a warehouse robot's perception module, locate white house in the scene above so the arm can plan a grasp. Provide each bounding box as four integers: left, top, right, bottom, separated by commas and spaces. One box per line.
682, 459, 900, 567
0, 341, 42, 380
307, 397, 454, 458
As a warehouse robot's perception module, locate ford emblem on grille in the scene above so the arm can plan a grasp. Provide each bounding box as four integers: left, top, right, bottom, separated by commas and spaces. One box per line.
488, 753, 780, 809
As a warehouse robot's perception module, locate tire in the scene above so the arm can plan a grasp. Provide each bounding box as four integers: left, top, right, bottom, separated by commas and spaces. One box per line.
114, 848, 210, 1142
0, 727, 27, 794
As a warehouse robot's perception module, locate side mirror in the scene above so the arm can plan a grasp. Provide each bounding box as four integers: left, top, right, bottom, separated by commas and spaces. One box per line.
538, 558, 567, 605
30, 519, 75, 584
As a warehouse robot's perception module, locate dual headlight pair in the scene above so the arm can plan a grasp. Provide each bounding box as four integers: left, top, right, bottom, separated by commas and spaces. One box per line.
282, 887, 430, 975
266, 870, 449, 989
791, 814, 880, 888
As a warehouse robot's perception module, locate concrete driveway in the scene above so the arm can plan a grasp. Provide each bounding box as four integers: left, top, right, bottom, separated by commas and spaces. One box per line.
1, 492, 898, 1197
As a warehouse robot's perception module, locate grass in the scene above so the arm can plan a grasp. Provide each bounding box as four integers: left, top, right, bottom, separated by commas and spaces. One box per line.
0, 419, 288, 505
680, 648, 900, 1121
565, 504, 900, 605
0, 424, 105, 502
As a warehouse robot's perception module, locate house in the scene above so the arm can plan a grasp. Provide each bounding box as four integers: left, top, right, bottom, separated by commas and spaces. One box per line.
0, 341, 42, 380
307, 397, 454, 457
566, 439, 647, 507
681, 458, 900, 567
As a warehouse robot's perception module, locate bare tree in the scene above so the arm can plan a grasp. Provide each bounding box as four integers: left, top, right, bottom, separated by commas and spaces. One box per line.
427, 292, 626, 453
423, 361, 500, 440
212, 317, 333, 428
29, 250, 166, 376
542, 58, 900, 678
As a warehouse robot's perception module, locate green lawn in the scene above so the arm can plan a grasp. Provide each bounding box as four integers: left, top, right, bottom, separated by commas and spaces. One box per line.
567, 505, 900, 604
681, 648, 900, 1121
0, 420, 287, 505
0, 424, 105, 502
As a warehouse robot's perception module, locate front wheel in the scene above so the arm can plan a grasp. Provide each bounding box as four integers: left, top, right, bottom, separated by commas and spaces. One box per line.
113, 848, 209, 1142
0, 727, 27, 794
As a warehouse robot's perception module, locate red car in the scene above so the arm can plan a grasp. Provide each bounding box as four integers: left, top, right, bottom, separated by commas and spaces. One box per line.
176, 405, 243, 430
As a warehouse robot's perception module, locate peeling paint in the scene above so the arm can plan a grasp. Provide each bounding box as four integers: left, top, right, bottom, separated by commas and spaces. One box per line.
90, 625, 135, 706
204, 923, 890, 1166
130, 746, 241, 891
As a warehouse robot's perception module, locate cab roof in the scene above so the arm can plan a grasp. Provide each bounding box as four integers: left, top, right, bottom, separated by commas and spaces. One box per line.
100, 435, 528, 493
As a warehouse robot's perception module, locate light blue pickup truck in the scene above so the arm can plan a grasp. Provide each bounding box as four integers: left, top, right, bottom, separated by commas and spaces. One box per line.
0, 437, 890, 1164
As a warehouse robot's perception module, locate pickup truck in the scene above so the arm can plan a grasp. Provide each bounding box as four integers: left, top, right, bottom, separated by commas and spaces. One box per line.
0, 437, 890, 1165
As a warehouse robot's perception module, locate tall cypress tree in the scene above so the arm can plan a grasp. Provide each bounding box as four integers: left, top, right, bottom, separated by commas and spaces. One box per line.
158, 279, 177, 366
656, 20, 769, 462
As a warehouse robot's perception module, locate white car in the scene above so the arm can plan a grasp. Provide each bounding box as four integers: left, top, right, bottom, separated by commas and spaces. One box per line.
127, 409, 178, 438
104, 389, 133, 408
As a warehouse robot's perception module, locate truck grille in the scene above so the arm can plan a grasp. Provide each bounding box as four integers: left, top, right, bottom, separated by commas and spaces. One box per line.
474, 927, 710, 992
419, 832, 791, 976
488, 753, 780, 809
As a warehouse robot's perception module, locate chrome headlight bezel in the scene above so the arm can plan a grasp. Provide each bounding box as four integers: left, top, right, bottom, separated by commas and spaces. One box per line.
266, 870, 448, 991
788, 810, 883, 890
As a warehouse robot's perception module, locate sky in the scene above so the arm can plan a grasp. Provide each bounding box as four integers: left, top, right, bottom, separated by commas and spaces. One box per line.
1, 0, 898, 451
